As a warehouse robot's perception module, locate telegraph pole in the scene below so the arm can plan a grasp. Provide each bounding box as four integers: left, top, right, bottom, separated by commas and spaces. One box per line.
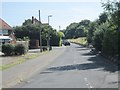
39, 10, 42, 52
48, 15, 52, 50
59, 25, 61, 31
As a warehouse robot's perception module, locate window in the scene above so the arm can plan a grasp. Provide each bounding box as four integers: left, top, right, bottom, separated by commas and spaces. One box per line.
0, 30, 2, 35
2, 30, 8, 35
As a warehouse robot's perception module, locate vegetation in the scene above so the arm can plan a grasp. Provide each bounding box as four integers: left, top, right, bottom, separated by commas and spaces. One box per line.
13, 19, 62, 48
2, 44, 15, 56
15, 44, 26, 55
2, 44, 27, 56
58, 31, 65, 46
0, 51, 48, 70
63, 20, 90, 39
69, 37, 87, 46
62, 0, 120, 64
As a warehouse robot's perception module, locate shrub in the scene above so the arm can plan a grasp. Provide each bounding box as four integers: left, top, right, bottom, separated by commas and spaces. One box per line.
16, 41, 29, 52
15, 44, 26, 55
2, 44, 15, 56
93, 29, 104, 51
102, 29, 118, 57
50, 34, 60, 46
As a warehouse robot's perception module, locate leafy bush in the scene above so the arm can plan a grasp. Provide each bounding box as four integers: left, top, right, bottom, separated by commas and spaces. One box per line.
2, 43, 27, 56
50, 34, 60, 46
93, 29, 104, 51
102, 29, 118, 57
2, 44, 15, 56
15, 44, 26, 55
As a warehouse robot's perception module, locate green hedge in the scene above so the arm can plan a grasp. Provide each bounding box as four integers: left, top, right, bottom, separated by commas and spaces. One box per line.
2, 44, 27, 56
15, 44, 26, 55
2, 44, 15, 56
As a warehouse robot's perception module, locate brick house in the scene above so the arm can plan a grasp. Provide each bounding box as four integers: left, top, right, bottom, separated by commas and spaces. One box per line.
30, 16, 49, 49
0, 18, 16, 44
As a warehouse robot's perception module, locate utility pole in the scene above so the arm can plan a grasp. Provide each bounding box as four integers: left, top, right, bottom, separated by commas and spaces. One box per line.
39, 10, 42, 52
59, 25, 61, 31
48, 15, 52, 50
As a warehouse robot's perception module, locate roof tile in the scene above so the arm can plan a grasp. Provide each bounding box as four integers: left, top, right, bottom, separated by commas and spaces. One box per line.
0, 18, 12, 30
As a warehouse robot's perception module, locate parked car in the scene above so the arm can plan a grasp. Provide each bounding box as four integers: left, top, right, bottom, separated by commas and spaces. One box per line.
62, 40, 70, 46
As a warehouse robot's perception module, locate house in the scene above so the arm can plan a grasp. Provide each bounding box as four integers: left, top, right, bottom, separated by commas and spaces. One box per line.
30, 16, 49, 49
0, 18, 16, 44
32, 16, 49, 26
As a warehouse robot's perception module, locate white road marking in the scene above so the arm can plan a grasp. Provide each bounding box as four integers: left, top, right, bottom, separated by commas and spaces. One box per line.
84, 77, 94, 88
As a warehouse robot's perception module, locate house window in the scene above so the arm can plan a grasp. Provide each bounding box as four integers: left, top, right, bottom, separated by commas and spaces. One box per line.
2, 30, 8, 35
0, 30, 2, 35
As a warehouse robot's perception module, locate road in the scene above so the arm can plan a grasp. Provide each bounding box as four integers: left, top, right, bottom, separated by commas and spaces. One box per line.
11, 43, 119, 88
2, 46, 66, 88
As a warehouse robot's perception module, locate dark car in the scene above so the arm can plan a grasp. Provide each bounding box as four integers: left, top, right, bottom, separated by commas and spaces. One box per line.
62, 40, 70, 46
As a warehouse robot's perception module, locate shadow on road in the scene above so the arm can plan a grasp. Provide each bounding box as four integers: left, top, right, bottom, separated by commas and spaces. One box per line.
76, 48, 90, 51
47, 51, 118, 73
75, 46, 84, 48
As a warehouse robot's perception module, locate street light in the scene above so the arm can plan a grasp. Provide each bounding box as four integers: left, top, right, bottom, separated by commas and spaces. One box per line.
48, 15, 52, 25
47, 15, 52, 50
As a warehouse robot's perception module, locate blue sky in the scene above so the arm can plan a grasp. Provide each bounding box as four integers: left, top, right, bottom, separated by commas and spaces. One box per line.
1, 1, 104, 30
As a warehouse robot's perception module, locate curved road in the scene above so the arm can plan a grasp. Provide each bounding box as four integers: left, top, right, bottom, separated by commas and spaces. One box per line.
13, 43, 119, 88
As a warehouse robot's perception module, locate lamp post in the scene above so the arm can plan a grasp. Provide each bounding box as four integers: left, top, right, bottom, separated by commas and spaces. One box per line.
59, 25, 61, 31
48, 15, 52, 50
48, 15, 52, 25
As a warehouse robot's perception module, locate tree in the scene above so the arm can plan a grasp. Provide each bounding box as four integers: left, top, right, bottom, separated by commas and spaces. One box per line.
14, 19, 62, 47
64, 20, 91, 39
101, 0, 119, 60
102, 1, 120, 27
22, 19, 32, 26
65, 22, 78, 39
92, 23, 107, 51
102, 28, 118, 57
86, 21, 96, 44
58, 31, 65, 38
99, 12, 108, 24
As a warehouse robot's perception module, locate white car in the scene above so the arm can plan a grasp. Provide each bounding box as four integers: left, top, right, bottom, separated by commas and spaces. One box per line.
0, 36, 13, 44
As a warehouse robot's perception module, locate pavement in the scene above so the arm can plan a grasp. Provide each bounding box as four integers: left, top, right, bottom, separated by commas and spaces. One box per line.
2, 46, 66, 88
11, 43, 119, 88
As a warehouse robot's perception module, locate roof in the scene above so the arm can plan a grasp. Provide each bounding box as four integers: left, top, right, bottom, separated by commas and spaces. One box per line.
0, 18, 12, 30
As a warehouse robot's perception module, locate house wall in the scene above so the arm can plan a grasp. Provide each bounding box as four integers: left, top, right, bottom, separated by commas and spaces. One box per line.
0, 18, 16, 44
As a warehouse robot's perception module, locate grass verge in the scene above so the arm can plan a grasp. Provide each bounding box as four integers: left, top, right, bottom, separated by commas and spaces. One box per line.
69, 37, 88, 46
0, 51, 48, 71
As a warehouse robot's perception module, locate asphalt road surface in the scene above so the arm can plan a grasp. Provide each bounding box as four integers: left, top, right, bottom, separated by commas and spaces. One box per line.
13, 43, 119, 88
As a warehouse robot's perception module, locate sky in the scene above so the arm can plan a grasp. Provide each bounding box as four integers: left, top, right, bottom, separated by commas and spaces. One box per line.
1, 0, 105, 30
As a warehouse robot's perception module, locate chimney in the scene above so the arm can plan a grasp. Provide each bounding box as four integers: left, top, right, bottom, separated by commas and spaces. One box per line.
32, 16, 34, 24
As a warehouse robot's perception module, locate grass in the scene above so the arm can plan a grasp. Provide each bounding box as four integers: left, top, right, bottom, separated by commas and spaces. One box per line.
0, 51, 48, 71
69, 37, 88, 46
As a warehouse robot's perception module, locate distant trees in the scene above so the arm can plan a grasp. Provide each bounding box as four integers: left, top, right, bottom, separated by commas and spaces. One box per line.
64, 20, 91, 39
